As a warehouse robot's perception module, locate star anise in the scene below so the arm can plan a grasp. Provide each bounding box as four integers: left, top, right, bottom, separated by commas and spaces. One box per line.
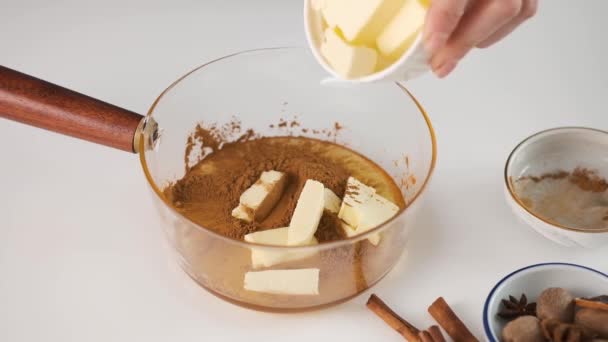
498, 294, 537, 320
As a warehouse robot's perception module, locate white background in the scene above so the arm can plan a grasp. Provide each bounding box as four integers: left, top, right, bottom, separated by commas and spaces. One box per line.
1, 1, 607, 341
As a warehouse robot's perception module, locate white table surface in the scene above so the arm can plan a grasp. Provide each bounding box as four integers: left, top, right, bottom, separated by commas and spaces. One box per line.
1, 1, 607, 341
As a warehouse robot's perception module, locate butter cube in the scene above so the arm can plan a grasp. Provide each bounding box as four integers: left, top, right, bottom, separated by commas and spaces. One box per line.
244, 269, 320, 295
287, 180, 325, 246
338, 177, 400, 245
245, 226, 290, 244
259, 170, 285, 184
245, 227, 318, 269
320, 28, 378, 79
376, 54, 397, 72
232, 170, 288, 222
418, 0, 431, 8
339, 177, 376, 228
322, 0, 405, 45
310, 0, 327, 11
358, 193, 400, 231
376, 0, 427, 58
231, 205, 252, 222
239, 184, 269, 209
324, 188, 342, 214
342, 222, 381, 246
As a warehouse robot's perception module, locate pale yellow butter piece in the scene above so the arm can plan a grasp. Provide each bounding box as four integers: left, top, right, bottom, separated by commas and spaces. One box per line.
322, 0, 405, 45
376, 0, 427, 58
376, 53, 397, 72
259, 170, 284, 184
342, 222, 381, 246
232, 170, 287, 223
245, 226, 290, 244
320, 0, 340, 28
310, 0, 327, 11
338, 177, 400, 245
320, 28, 378, 79
418, 0, 431, 8
244, 269, 320, 295
245, 227, 318, 269
359, 193, 400, 231
239, 184, 268, 209
339, 177, 376, 228
287, 180, 325, 246
231, 205, 252, 222
323, 188, 342, 214
368, 232, 382, 246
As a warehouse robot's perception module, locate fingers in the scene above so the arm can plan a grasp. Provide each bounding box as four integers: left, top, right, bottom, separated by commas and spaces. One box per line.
423, 0, 470, 56
477, 0, 538, 48
429, 0, 524, 78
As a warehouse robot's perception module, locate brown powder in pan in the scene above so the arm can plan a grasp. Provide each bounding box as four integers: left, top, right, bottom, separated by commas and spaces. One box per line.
268, 116, 345, 142
166, 137, 351, 240
184, 121, 259, 172
162, 121, 409, 310
165, 125, 405, 241
315, 212, 347, 242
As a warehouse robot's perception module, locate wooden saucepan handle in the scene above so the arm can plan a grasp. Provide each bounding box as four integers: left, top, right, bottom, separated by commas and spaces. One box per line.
0, 65, 144, 153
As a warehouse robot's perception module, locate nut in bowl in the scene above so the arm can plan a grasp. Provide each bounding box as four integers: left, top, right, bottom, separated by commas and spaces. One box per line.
504, 127, 608, 248
483, 263, 608, 342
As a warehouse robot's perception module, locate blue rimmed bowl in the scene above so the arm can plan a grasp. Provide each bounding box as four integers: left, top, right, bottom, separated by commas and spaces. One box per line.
483, 263, 608, 341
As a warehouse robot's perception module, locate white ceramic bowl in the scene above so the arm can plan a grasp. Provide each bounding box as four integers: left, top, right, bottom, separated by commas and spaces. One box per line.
504, 127, 608, 248
303, 0, 429, 83
483, 263, 608, 342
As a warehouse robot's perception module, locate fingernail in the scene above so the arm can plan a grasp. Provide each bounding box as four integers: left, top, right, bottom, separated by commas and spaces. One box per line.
424, 33, 448, 57
433, 59, 458, 78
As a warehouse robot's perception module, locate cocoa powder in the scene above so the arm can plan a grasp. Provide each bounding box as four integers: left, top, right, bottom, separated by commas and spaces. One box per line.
163, 122, 409, 308
268, 116, 345, 142
165, 118, 407, 241
184, 122, 259, 172
165, 136, 351, 241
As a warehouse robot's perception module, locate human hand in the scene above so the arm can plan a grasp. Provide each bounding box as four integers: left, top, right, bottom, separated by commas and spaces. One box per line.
423, 0, 538, 78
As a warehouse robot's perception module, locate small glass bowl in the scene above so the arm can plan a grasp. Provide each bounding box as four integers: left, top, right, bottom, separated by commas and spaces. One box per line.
504, 127, 608, 248
138, 47, 437, 312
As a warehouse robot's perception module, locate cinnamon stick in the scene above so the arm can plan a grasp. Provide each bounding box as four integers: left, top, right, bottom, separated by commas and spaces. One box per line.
575, 298, 608, 312
428, 326, 446, 342
367, 294, 421, 341
419, 331, 433, 342
428, 297, 479, 342
419, 326, 447, 342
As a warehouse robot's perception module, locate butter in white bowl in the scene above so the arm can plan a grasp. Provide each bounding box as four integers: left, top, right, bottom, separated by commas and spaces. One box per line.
320, 28, 379, 79
305, 0, 430, 82
377, 0, 427, 59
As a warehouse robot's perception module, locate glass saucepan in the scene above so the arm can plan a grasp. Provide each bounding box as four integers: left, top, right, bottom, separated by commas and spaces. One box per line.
0, 47, 436, 312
